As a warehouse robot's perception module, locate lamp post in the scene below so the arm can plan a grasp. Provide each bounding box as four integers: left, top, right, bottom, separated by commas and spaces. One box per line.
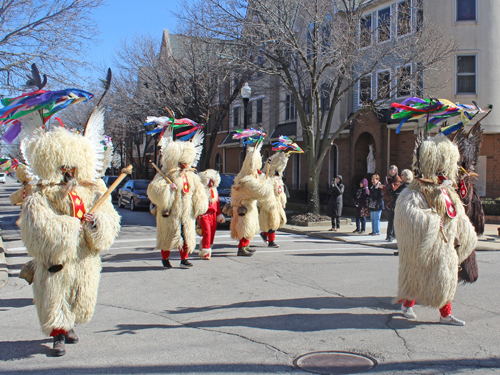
241, 82, 251, 129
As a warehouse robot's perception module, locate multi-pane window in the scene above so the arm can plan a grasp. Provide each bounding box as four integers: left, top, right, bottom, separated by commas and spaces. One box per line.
456, 0, 476, 21
285, 94, 297, 120
378, 7, 391, 43
359, 75, 372, 104
233, 107, 240, 128
398, 0, 412, 36
416, 0, 424, 32
360, 14, 372, 47
456, 55, 476, 94
377, 71, 391, 99
397, 65, 412, 97
256, 99, 263, 123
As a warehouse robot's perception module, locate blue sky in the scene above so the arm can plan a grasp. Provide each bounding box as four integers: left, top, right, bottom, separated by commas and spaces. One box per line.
88, 0, 183, 68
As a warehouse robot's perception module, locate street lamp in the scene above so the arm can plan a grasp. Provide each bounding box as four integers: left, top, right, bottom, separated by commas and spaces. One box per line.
241, 82, 251, 129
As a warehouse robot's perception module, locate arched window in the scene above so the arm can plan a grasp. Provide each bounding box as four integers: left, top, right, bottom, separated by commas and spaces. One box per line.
215, 153, 223, 172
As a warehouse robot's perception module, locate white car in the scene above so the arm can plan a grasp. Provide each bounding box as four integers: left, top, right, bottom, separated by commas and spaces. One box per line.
0, 172, 6, 184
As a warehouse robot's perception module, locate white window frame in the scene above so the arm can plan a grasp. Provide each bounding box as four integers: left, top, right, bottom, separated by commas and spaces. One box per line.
232, 105, 241, 129
455, 54, 477, 95
358, 74, 372, 105
377, 6, 392, 44
456, 0, 477, 22
396, 64, 412, 98
376, 70, 391, 100
397, 0, 413, 37
359, 13, 373, 49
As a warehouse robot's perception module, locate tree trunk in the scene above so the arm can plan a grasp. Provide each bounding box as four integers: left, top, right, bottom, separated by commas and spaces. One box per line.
306, 165, 320, 214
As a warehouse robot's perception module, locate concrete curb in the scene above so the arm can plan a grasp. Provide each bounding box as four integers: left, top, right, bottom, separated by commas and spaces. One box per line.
279, 225, 499, 252
0, 235, 8, 288
279, 226, 399, 249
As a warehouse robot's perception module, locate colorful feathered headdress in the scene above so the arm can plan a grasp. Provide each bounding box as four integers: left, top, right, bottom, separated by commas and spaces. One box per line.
0, 157, 20, 172
0, 65, 93, 144
391, 97, 485, 136
232, 127, 267, 146
272, 135, 303, 154
145, 115, 203, 142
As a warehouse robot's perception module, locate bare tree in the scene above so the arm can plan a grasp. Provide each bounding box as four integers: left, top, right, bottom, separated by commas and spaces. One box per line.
111, 32, 252, 174
0, 0, 104, 93
180, 0, 457, 213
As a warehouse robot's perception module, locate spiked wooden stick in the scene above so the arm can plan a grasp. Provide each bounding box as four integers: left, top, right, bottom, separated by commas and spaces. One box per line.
88, 165, 133, 215
149, 160, 173, 184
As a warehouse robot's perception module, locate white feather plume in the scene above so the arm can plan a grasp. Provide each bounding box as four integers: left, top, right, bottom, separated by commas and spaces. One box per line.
146, 116, 171, 126
84, 104, 107, 178
159, 126, 174, 155
191, 129, 204, 168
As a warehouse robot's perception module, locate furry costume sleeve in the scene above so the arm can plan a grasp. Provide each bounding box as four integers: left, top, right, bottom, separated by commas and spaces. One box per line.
236, 175, 274, 201
21, 192, 81, 265
147, 174, 175, 212
191, 174, 209, 218
83, 183, 121, 253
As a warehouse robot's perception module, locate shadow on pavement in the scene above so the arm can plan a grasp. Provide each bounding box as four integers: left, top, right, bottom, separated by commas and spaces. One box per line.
167, 296, 396, 314
0, 339, 50, 361
290, 252, 394, 257
1, 358, 498, 373
0, 298, 33, 310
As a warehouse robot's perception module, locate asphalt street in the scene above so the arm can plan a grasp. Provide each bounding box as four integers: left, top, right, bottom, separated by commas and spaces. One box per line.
1, 177, 500, 374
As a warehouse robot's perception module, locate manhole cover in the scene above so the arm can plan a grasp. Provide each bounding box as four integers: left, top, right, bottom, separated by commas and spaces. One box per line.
294, 351, 377, 375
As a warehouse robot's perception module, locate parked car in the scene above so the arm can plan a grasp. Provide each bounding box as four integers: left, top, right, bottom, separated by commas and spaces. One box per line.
0, 172, 6, 184
117, 179, 151, 211
218, 173, 236, 223
103, 175, 131, 202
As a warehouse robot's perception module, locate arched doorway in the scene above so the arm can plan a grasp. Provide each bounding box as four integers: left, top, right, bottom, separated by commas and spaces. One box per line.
353, 132, 376, 185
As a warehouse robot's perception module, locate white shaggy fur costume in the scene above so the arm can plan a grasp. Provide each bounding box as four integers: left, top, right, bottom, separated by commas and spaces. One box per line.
394, 134, 476, 320
230, 142, 273, 253
20, 126, 121, 336
147, 129, 208, 265
197, 169, 224, 259
258, 153, 288, 245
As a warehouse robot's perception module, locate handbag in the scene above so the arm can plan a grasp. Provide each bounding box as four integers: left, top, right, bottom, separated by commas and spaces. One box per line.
361, 207, 371, 217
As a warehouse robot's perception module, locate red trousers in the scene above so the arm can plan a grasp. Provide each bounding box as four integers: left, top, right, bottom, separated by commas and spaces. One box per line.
261, 231, 275, 242
239, 238, 250, 248
161, 244, 189, 260
50, 328, 68, 337
399, 299, 452, 317
198, 212, 217, 249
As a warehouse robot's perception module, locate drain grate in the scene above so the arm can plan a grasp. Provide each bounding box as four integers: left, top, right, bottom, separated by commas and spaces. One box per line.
294, 351, 377, 375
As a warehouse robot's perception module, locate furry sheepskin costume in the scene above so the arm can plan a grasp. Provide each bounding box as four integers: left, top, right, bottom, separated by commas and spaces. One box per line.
230, 142, 273, 254
258, 152, 289, 245
197, 169, 224, 259
147, 129, 208, 265
9, 164, 33, 206
394, 134, 476, 310
20, 126, 121, 337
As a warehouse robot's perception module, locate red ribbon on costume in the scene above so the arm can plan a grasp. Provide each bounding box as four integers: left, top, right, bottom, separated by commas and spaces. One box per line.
69, 191, 86, 220
182, 175, 189, 193
459, 180, 468, 199
441, 188, 457, 218
278, 185, 282, 194
211, 188, 215, 199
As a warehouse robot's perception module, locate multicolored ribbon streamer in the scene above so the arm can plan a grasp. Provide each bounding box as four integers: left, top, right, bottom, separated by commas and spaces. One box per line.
232, 128, 267, 146
0, 158, 20, 172
145, 117, 202, 141
272, 135, 303, 154
391, 97, 484, 135
0, 88, 93, 143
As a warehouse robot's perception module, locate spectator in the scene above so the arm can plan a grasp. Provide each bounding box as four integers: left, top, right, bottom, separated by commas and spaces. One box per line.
368, 174, 384, 235
328, 176, 344, 231
382, 165, 401, 242
353, 178, 370, 234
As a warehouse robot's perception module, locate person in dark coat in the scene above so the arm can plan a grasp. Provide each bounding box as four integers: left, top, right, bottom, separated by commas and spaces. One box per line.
368, 174, 384, 235
328, 175, 344, 231
353, 178, 370, 234
382, 165, 401, 242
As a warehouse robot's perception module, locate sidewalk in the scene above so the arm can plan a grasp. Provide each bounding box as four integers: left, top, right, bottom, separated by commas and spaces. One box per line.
280, 217, 500, 251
